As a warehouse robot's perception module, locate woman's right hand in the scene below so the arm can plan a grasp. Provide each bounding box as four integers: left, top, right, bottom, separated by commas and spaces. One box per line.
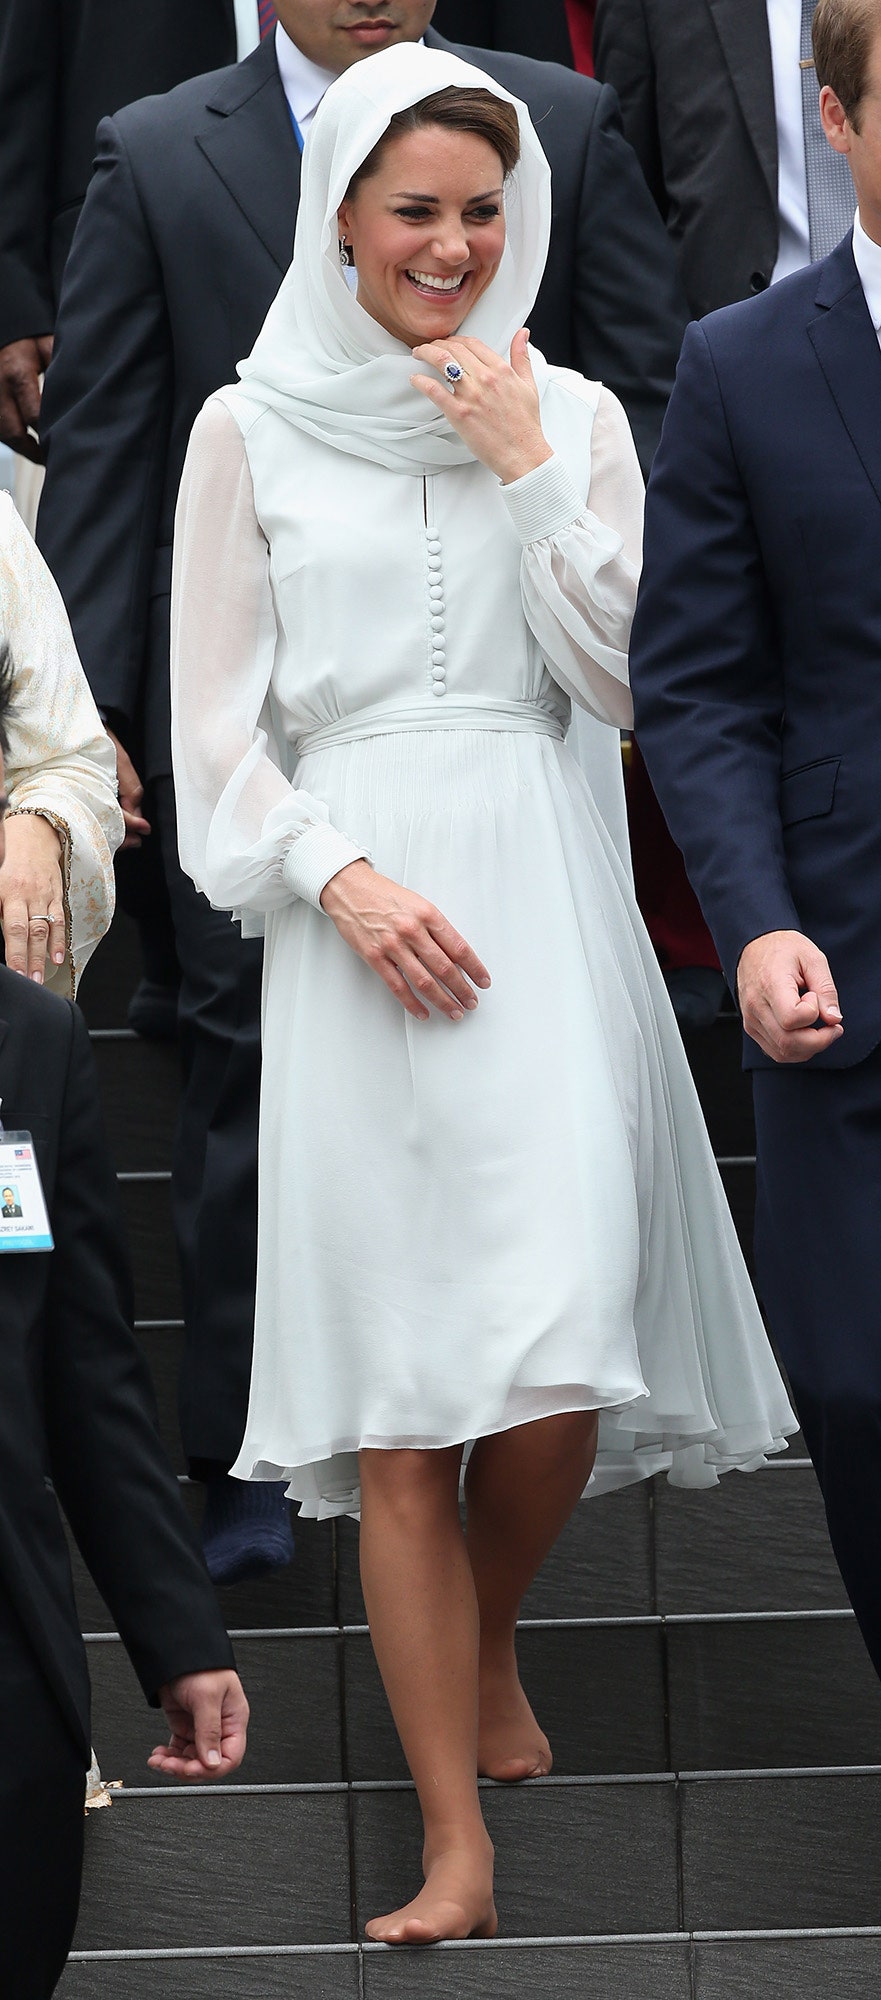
320, 860, 490, 1022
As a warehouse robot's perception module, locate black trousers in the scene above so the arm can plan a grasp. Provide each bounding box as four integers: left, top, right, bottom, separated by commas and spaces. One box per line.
0, 1583, 86, 1998
152, 776, 263, 1471
753, 1042, 881, 1679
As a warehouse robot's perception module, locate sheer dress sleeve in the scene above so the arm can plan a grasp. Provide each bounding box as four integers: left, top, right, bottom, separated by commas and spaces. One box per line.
171, 398, 369, 920
0, 495, 124, 995
501, 385, 643, 730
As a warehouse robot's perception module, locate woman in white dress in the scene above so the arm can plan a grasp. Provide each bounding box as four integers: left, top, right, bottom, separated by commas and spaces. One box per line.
0, 493, 123, 993
171, 44, 796, 1946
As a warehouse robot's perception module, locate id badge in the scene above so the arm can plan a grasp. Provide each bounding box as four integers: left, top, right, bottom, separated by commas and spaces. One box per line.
0, 1132, 54, 1252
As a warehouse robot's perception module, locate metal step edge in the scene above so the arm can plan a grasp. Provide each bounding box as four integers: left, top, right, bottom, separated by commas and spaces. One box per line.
92, 1764, 881, 1801
67, 1925, 881, 1964
116, 1160, 756, 1181
81, 1606, 857, 1644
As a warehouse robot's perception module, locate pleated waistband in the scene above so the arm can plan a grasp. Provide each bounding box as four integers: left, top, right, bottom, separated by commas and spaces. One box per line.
296, 696, 566, 758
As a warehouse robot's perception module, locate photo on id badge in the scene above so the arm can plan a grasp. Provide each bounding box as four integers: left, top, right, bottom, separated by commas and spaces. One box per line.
0, 1130, 53, 1251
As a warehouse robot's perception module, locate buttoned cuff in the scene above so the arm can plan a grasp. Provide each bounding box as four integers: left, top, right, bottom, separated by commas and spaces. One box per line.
501, 453, 586, 545
281, 824, 371, 910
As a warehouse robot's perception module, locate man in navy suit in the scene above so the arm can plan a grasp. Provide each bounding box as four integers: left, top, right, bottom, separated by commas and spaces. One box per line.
630, 0, 881, 1678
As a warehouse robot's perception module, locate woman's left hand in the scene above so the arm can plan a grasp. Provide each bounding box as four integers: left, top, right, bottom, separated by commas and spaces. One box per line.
0, 812, 66, 982
410, 328, 553, 485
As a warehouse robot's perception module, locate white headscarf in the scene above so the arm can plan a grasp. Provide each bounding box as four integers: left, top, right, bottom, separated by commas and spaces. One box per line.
234, 41, 552, 475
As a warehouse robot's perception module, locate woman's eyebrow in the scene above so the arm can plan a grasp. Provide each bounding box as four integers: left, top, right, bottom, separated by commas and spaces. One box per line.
392, 187, 504, 202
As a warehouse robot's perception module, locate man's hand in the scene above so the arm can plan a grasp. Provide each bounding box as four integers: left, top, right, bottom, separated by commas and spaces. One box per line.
149, 1669, 249, 1782
0, 336, 54, 460
736, 929, 844, 1062
106, 728, 151, 848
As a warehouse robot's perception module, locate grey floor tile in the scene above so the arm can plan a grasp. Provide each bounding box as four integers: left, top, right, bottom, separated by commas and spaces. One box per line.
59, 1950, 360, 1999
88, 1633, 342, 1786
353, 1780, 680, 1940
364, 1939, 692, 1998
654, 1465, 846, 1614
681, 1772, 881, 1930
668, 1615, 881, 1771
337, 1488, 653, 1628
94, 1033, 179, 1172
74, 1791, 351, 1949
344, 1626, 666, 1781
119, 1176, 181, 1321
695, 1934, 881, 1999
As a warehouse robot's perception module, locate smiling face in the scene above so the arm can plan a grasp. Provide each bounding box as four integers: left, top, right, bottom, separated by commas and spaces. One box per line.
336, 126, 507, 347
275, 0, 436, 73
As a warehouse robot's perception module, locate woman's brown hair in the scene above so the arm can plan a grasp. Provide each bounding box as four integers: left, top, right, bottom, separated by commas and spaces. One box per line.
346, 86, 521, 200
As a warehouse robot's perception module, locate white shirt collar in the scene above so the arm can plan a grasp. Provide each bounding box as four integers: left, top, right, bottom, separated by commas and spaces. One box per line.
853, 208, 881, 334
274, 23, 339, 135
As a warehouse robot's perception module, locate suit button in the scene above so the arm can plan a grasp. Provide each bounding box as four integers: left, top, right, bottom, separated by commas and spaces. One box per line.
749, 271, 769, 293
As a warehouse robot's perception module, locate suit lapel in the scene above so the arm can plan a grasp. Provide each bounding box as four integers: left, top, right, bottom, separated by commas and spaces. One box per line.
706, 0, 777, 203
196, 38, 301, 275
809, 238, 881, 510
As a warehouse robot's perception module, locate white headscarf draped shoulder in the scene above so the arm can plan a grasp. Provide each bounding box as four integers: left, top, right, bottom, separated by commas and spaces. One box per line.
234, 42, 553, 475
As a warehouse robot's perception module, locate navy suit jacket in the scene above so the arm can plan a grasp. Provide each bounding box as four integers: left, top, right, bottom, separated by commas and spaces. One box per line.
630, 234, 881, 1070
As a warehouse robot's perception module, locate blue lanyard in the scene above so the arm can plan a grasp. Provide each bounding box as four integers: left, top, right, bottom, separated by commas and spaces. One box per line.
287, 104, 305, 153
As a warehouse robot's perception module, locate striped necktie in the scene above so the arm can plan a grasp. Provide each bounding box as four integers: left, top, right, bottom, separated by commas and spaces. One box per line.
258, 0, 277, 38
801, 0, 856, 259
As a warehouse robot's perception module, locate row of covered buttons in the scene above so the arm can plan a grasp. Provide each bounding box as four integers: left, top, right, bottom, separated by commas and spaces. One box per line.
427, 534, 446, 695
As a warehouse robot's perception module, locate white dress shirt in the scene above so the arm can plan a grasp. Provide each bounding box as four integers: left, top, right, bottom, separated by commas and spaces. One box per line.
234, 0, 261, 61
852, 209, 881, 350
766, 0, 811, 283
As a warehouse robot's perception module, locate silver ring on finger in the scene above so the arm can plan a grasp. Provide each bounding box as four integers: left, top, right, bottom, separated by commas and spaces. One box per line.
443, 359, 465, 392
27, 914, 53, 926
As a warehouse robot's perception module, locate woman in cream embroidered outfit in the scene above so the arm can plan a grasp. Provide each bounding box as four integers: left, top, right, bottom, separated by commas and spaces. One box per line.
172, 45, 795, 1945
0, 494, 122, 994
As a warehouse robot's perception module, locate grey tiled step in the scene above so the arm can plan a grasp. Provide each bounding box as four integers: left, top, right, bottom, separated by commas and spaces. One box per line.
339, 1464, 838, 1627
72, 1790, 351, 1951
681, 1771, 881, 1931
353, 1779, 681, 1941
87, 1632, 342, 1787
694, 1931, 881, 1998
91, 1032, 179, 1170
60, 1950, 359, 1999
363, 1937, 693, 1998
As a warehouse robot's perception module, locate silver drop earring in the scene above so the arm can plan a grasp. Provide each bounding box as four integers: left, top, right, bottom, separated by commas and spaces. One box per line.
339, 236, 350, 268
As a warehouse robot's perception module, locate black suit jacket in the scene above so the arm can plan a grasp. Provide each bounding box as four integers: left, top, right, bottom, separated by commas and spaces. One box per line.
0, 968, 234, 1758
593, 0, 778, 317
38, 31, 686, 777
0, 0, 236, 347
430, 1, 575, 64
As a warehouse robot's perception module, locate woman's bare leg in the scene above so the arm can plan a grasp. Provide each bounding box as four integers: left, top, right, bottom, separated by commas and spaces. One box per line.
358, 1444, 497, 1946
464, 1410, 599, 1781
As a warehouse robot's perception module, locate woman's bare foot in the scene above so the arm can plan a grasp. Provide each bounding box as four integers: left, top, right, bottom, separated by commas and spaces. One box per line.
478, 1653, 552, 1781
364, 1838, 497, 1946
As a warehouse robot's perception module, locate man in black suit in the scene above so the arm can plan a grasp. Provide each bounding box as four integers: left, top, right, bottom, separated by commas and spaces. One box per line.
430, 0, 575, 64
594, 0, 857, 318
0, 0, 239, 460
0, 669, 248, 1997
1, 1186, 22, 1216
37, 0, 687, 1574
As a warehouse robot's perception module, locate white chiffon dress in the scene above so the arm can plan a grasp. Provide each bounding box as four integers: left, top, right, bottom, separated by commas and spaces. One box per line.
171, 369, 796, 1520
